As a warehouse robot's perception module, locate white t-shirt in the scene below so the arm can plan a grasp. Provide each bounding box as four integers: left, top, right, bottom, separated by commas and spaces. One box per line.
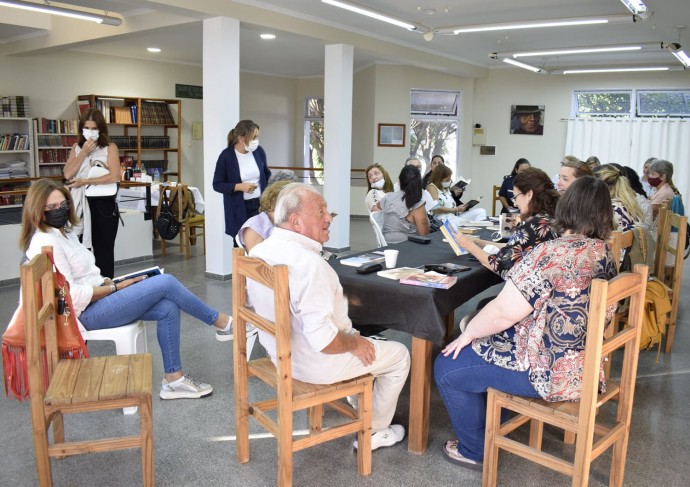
235, 149, 260, 200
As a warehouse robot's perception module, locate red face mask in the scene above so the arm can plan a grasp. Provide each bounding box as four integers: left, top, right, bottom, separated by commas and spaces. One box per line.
648, 177, 662, 187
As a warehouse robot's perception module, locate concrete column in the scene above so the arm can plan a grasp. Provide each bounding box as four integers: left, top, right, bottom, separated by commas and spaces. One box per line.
203, 17, 239, 279
323, 44, 353, 251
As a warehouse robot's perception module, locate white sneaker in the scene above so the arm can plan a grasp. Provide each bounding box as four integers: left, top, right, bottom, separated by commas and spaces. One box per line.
216, 316, 257, 342
353, 424, 405, 451
346, 395, 358, 410
159, 375, 213, 399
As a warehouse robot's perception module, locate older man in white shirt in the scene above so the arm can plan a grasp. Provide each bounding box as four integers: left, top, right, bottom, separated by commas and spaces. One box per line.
247, 183, 410, 451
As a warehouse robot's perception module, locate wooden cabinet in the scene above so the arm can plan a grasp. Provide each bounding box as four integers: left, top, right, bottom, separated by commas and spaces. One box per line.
77, 95, 182, 181
0, 117, 34, 210
33, 118, 78, 177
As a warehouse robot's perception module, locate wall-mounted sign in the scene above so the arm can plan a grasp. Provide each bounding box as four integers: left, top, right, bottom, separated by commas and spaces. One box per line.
175, 84, 203, 99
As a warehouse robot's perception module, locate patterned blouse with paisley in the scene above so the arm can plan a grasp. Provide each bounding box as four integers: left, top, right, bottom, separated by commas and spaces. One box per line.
487, 213, 557, 280
473, 235, 617, 402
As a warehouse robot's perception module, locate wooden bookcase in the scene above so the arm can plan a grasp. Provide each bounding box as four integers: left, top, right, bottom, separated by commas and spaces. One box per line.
0, 117, 35, 209
33, 118, 78, 177
77, 95, 182, 181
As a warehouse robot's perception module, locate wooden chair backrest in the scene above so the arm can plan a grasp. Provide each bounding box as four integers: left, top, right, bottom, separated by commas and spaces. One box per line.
491, 185, 501, 217
22, 248, 59, 398
654, 207, 687, 282
584, 264, 647, 399
232, 247, 291, 386
158, 183, 193, 222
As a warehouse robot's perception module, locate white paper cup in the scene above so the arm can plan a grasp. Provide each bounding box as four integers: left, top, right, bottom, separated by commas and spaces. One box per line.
383, 249, 399, 268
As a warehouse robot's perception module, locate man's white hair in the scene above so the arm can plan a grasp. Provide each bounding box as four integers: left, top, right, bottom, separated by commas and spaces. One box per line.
274, 183, 323, 225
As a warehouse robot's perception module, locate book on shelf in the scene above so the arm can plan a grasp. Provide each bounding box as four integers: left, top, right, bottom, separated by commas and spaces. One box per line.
376, 267, 424, 280
340, 252, 386, 267
439, 220, 468, 256
400, 271, 457, 289
112, 266, 163, 283
76, 99, 91, 115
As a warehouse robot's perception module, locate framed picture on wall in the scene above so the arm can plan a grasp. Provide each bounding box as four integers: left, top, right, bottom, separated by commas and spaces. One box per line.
510, 105, 544, 135
377, 123, 406, 147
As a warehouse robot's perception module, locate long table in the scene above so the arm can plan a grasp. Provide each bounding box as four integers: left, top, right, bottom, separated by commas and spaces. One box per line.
331, 231, 502, 454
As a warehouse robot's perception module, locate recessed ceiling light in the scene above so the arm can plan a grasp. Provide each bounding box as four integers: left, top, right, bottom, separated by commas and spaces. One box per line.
147, 47, 161, 53
260, 33, 276, 40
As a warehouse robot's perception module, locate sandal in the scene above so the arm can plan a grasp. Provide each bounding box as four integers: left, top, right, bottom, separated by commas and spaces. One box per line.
442, 440, 483, 471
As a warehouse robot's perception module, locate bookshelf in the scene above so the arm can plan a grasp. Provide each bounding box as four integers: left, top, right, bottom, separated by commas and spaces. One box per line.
77, 95, 182, 181
0, 117, 35, 209
33, 118, 78, 177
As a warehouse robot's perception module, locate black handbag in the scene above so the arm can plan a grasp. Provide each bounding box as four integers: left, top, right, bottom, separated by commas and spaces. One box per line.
155, 191, 180, 240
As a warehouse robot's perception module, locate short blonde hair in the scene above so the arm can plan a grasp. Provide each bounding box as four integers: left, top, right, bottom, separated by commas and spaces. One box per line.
259, 180, 292, 213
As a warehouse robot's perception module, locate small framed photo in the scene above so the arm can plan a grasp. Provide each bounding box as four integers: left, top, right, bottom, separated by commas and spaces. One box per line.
377, 123, 406, 147
510, 105, 545, 135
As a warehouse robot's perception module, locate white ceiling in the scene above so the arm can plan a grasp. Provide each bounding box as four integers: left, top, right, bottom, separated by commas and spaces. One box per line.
1, 0, 689, 77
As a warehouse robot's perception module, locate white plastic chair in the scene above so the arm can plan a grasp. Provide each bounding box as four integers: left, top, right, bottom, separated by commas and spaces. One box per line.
80, 320, 147, 415
369, 211, 387, 248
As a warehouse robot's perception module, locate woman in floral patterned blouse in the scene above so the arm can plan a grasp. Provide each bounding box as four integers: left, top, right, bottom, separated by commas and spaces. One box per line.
434, 176, 617, 470
455, 167, 559, 279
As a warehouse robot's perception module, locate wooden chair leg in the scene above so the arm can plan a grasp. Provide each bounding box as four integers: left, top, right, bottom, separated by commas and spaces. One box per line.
357, 384, 373, 476
564, 430, 576, 445
51, 412, 66, 460
309, 405, 324, 433
33, 416, 53, 486
528, 419, 544, 450
609, 435, 629, 487
277, 408, 293, 487
160, 238, 166, 257
665, 312, 677, 354
140, 396, 155, 487
482, 391, 500, 487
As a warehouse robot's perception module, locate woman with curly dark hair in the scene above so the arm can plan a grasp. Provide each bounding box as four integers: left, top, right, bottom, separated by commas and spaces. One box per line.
455, 167, 559, 279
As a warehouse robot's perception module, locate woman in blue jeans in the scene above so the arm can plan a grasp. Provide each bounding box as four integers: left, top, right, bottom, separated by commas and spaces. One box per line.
434, 176, 617, 470
21, 179, 234, 400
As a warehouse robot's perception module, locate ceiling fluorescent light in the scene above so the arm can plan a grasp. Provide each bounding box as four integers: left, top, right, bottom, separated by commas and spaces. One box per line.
448, 15, 632, 34
670, 50, 690, 68
620, 0, 651, 19
502, 58, 545, 73
321, 0, 416, 30
562, 67, 669, 74
513, 45, 643, 58
0, 0, 122, 25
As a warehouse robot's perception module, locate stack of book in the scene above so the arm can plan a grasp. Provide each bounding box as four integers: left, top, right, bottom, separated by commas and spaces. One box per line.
140, 102, 175, 125
1, 96, 30, 117
36, 118, 78, 134
400, 271, 457, 289
340, 252, 385, 267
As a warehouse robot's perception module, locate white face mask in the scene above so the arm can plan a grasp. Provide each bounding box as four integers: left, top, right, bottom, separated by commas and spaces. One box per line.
245, 139, 259, 152
442, 180, 452, 188
82, 129, 99, 141
371, 179, 385, 189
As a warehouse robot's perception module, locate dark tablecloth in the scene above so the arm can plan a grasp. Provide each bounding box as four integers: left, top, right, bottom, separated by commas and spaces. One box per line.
331, 231, 502, 345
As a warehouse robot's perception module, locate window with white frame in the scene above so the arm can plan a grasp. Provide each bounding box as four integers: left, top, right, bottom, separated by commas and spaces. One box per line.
409, 89, 461, 168
574, 89, 690, 118
303, 97, 324, 183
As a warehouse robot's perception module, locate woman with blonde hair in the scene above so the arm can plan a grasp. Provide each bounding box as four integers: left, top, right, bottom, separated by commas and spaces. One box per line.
556, 159, 593, 193
237, 179, 296, 251
594, 164, 645, 231
364, 163, 394, 212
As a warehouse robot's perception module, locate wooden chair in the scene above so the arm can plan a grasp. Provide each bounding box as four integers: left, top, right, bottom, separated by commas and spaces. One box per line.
491, 185, 501, 217
232, 248, 374, 487
22, 249, 154, 487
483, 264, 648, 487
653, 207, 687, 353
158, 183, 206, 258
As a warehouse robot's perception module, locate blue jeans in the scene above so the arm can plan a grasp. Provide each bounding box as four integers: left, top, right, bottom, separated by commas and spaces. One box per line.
434, 346, 540, 462
79, 274, 219, 374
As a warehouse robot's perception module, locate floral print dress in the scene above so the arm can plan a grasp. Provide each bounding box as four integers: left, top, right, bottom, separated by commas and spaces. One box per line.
473, 234, 617, 402
487, 213, 557, 279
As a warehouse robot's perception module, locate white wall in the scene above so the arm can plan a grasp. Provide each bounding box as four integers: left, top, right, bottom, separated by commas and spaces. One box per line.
469, 68, 690, 206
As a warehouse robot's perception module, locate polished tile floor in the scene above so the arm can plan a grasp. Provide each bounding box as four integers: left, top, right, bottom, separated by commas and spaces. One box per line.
0, 218, 688, 486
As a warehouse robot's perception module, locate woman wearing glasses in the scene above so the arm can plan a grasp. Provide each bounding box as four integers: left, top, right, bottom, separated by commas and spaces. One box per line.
20, 179, 233, 401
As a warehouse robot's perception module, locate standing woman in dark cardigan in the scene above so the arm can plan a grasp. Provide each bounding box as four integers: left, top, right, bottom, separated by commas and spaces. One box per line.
212, 120, 271, 239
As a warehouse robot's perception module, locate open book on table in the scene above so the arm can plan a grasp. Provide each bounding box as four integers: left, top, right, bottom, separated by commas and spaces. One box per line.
376, 267, 424, 280
113, 266, 164, 283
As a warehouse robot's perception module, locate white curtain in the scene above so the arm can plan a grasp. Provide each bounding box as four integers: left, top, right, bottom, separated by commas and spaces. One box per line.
566, 118, 689, 211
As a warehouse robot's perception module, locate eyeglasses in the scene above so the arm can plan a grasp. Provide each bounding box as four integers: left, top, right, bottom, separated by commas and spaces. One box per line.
45, 200, 71, 211
513, 192, 523, 198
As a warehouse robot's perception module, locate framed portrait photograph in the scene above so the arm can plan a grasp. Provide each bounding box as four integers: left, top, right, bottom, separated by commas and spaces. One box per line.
377, 123, 406, 147
510, 105, 545, 135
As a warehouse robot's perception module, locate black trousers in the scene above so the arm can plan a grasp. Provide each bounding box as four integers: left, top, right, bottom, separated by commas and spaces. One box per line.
87, 196, 120, 278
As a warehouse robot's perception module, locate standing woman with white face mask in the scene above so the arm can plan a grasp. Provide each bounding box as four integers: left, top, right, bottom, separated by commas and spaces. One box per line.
213, 119, 271, 242
64, 108, 121, 278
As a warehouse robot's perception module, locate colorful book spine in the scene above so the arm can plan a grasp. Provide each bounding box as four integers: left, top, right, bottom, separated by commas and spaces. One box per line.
439, 220, 468, 256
